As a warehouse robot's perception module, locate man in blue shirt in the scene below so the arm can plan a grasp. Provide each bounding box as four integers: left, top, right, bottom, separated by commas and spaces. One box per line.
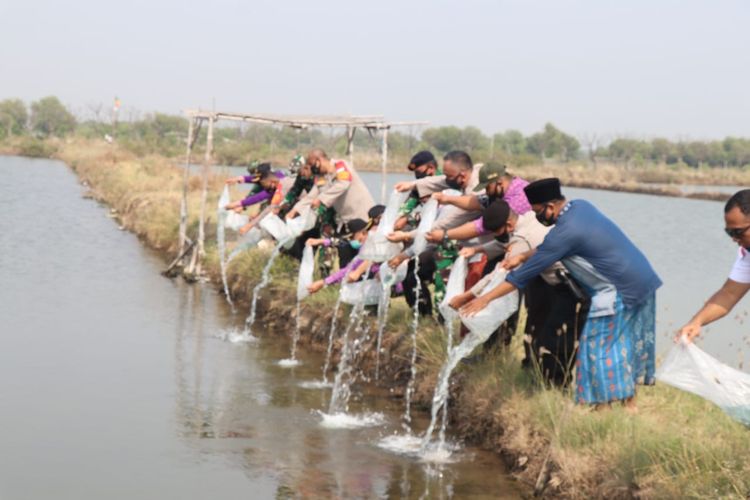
461, 178, 662, 409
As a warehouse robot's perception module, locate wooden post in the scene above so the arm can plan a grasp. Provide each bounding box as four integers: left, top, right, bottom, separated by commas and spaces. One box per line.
187, 116, 213, 278
346, 126, 355, 168
177, 118, 196, 259
380, 127, 389, 203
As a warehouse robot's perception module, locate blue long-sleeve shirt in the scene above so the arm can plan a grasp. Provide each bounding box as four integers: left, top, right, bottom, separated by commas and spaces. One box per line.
507, 199, 662, 308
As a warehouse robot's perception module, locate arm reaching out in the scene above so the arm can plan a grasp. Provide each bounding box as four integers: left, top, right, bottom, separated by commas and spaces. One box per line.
677, 279, 750, 342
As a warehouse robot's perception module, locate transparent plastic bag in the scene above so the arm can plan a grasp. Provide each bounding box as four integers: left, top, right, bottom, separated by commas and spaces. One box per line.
259, 214, 293, 244
340, 279, 381, 306
226, 227, 264, 265
358, 232, 402, 262
438, 256, 468, 323
656, 339, 750, 426
225, 211, 249, 231
297, 245, 315, 301
411, 198, 439, 255
379, 259, 409, 288
287, 208, 316, 237
459, 269, 519, 340
377, 189, 411, 236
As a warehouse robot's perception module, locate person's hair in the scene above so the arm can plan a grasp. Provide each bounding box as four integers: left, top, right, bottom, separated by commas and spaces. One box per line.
443, 150, 473, 171
308, 148, 329, 161
725, 189, 750, 215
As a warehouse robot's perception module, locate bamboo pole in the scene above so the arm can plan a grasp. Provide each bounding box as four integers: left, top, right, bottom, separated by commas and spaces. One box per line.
177, 118, 196, 259
346, 126, 355, 168
380, 127, 389, 203
186, 116, 214, 278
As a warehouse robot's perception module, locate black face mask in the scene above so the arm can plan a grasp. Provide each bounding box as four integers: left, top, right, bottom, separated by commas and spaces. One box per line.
310, 162, 321, 176
414, 170, 428, 179
535, 206, 555, 227
445, 176, 462, 190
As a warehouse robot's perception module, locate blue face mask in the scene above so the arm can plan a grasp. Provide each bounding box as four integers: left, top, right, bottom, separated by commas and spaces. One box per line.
350, 240, 362, 250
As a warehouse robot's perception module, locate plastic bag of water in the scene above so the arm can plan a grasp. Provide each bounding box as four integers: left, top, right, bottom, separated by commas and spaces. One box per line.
657, 338, 750, 426
297, 245, 315, 301
438, 256, 467, 323
225, 211, 249, 231
287, 209, 317, 237
340, 279, 381, 306
359, 233, 403, 263
378, 190, 410, 235
379, 259, 409, 288
411, 199, 439, 256
460, 269, 519, 339
260, 214, 293, 244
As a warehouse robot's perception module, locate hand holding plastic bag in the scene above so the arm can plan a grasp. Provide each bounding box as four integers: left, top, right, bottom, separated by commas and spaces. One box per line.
438, 256, 468, 323
340, 279, 381, 306
411, 199, 439, 255
459, 269, 519, 340
656, 338, 750, 426
379, 259, 409, 289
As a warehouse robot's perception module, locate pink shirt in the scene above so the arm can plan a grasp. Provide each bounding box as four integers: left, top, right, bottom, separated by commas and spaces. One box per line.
473, 177, 531, 234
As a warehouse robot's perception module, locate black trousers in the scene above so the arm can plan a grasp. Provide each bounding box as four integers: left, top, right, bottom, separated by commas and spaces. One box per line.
403, 248, 437, 317
524, 276, 590, 387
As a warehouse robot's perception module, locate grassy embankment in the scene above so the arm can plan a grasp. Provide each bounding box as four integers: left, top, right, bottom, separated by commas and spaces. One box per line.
32, 138, 750, 498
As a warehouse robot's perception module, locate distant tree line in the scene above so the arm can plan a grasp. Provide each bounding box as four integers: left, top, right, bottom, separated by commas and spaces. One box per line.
2, 96, 749, 169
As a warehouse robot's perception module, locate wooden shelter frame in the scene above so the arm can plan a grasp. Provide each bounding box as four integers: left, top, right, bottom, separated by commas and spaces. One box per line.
175, 109, 427, 278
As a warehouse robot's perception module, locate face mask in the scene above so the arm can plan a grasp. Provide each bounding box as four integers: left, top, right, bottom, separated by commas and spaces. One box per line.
535, 206, 555, 227
349, 240, 362, 250
414, 170, 428, 179
310, 162, 321, 175
445, 176, 462, 190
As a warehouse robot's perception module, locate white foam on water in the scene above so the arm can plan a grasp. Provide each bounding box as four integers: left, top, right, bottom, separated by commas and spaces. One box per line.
277, 358, 302, 368
377, 433, 423, 456
419, 441, 460, 464
378, 434, 460, 463
317, 411, 386, 429
214, 327, 259, 344
298, 379, 334, 389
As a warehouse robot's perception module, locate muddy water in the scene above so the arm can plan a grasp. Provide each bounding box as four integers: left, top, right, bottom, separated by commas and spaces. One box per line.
0, 156, 519, 499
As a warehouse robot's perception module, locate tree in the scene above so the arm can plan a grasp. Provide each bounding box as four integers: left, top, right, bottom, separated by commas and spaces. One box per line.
0, 99, 28, 138
30, 96, 76, 137
526, 123, 580, 161
493, 130, 526, 156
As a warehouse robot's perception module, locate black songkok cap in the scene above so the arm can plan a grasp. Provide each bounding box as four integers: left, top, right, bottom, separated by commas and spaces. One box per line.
408, 150, 436, 170
346, 218, 368, 235
368, 204, 385, 220
482, 200, 511, 232
524, 178, 563, 205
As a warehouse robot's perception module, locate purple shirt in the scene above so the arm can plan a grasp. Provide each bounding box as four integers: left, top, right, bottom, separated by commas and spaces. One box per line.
240, 172, 285, 208
324, 258, 380, 286
473, 176, 531, 234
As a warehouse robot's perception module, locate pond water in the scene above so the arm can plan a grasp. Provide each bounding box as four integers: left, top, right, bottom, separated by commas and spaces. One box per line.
0, 156, 518, 499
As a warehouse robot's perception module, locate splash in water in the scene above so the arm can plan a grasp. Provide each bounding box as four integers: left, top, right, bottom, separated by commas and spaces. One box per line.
327, 302, 366, 414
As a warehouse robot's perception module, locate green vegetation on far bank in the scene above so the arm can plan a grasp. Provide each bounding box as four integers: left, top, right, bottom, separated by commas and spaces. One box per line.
3, 95, 750, 184
49, 140, 750, 499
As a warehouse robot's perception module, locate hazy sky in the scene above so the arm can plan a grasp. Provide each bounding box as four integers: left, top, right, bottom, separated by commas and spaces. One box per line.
1, 0, 748, 139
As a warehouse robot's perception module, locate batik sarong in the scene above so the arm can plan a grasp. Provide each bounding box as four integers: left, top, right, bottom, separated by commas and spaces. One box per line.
575, 292, 656, 404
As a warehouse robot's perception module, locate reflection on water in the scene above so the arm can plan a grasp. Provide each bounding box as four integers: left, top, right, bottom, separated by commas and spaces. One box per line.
0, 156, 519, 499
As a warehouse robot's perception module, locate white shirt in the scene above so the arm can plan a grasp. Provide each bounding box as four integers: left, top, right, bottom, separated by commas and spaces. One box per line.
729, 247, 750, 283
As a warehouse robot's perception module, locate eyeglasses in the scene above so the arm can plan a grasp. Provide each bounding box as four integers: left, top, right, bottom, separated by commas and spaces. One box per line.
725, 225, 750, 238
